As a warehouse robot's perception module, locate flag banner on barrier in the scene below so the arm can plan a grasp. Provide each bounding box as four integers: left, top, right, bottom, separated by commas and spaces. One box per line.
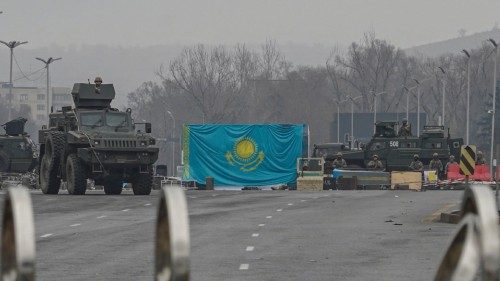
182, 124, 305, 186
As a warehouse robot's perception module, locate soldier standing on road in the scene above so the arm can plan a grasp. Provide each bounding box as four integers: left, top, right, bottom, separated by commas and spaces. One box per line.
398, 119, 412, 137
409, 154, 423, 171
429, 153, 443, 178
332, 152, 347, 169
94, 76, 103, 94
444, 155, 457, 177
367, 154, 384, 170
476, 151, 486, 165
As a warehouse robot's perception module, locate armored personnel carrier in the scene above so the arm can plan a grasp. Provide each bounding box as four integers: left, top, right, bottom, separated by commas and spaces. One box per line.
0, 118, 37, 173
313, 121, 463, 173
38, 82, 159, 195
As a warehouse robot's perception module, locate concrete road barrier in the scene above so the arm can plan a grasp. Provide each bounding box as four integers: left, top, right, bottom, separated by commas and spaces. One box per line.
1, 187, 36, 281
434, 184, 500, 281
156, 186, 190, 281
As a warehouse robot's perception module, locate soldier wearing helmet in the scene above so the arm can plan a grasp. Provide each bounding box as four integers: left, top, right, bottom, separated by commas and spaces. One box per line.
367, 154, 384, 170
429, 152, 443, 177
332, 152, 347, 169
409, 154, 423, 171
398, 119, 412, 137
94, 76, 103, 94
445, 155, 457, 177
476, 151, 486, 165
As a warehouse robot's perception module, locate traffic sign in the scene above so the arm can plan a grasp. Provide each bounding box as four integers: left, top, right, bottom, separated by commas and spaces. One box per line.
459, 145, 476, 176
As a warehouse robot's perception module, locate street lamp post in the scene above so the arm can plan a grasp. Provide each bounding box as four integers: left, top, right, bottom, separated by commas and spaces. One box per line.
488, 39, 498, 178
35, 57, 62, 119
0, 40, 28, 120
463, 49, 471, 145
438, 66, 446, 126
372, 91, 387, 134
413, 79, 422, 137
166, 110, 176, 177
403, 86, 411, 121
349, 96, 362, 143
336, 98, 348, 143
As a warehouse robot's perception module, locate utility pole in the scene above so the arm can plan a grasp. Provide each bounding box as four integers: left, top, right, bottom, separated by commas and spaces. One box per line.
167, 110, 176, 177
35, 57, 62, 120
0, 40, 28, 120
438, 66, 446, 126
463, 49, 471, 145
488, 39, 498, 179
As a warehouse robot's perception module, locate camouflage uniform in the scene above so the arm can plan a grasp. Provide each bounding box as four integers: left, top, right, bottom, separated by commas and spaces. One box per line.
332, 158, 347, 169
429, 159, 443, 173
409, 160, 424, 171
367, 155, 384, 170
398, 122, 412, 137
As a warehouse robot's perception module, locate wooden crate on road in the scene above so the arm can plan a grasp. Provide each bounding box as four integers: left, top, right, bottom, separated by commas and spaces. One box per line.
391, 171, 422, 191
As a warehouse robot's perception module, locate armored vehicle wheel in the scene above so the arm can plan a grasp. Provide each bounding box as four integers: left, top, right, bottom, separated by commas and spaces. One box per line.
132, 166, 153, 195
40, 154, 61, 194
0, 151, 9, 172
104, 180, 123, 195
66, 154, 87, 195
45, 131, 65, 169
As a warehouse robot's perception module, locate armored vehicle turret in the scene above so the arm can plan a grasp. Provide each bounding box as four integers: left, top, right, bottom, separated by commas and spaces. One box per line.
38, 82, 159, 195
0, 118, 37, 173
313, 121, 463, 173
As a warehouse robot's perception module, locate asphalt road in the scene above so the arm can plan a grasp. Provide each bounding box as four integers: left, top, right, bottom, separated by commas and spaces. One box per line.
0, 189, 463, 281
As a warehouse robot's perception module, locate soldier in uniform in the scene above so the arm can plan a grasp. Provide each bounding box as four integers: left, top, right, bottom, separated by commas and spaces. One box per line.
94, 76, 103, 94
332, 152, 347, 169
429, 152, 443, 178
398, 119, 412, 137
444, 155, 457, 177
476, 151, 486, 165
367, 154, 384, 170
409, 154, 423, 171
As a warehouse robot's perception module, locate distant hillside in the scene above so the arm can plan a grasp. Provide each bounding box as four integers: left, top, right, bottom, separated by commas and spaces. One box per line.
406, 28, 500, 57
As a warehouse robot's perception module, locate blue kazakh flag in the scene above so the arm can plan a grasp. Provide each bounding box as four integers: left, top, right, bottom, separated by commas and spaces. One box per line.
182, 124, 305, 186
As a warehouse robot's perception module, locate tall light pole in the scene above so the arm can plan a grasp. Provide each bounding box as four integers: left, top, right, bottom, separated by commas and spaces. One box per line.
463, 49, 471, 145
413, 79, 422, 137
349, 96, 362, 143
336, 98, 348, 143
0, 40, 28, 120
372, 91, 387, 134
35, 57, 62, 119
166, 110, 176, 177
403, 86, 411, 121
438, 66, 446, 126
488, 39, 498, 177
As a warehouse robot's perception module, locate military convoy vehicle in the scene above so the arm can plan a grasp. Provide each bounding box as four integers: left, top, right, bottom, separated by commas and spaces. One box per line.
313, 121, 463, 173
38, 83, 159, 195
0, 118, 37, 173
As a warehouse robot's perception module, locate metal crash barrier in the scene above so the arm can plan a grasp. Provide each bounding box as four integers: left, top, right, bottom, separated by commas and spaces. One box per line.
1, 187, 36, 281
434, 184, 500, 281
156, 186, 190, 281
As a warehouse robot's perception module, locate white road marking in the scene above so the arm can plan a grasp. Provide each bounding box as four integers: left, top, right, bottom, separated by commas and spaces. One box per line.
212, 194, 218, 197
258, 224, 265, 227
276, 209, 283, 212
144, 203, 152, 206
122, 209, 131, 212
40, 233, 53, 238
97, 215, 107, 219
246, 246, 255, 252
70, 223, 81, 227
266, 216, 272, 219
287, 203, 293, 206
239, 264, 249, 270
252, 233, 259, 237
301, 199, 306, 202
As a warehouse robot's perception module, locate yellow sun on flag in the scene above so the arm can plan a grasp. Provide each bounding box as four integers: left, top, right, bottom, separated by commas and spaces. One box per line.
235, 139, 255, 159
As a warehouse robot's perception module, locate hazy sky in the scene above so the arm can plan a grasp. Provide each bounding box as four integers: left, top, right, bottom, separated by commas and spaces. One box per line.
1, 0, 500, 49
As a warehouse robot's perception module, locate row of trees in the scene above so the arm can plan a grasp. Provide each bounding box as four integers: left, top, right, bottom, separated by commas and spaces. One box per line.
128, 34, 498, 167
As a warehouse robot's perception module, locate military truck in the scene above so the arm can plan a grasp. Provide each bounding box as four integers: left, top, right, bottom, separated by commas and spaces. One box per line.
38, 82, 159, 195
313, 121, 462, 173
0, 118, 37, 173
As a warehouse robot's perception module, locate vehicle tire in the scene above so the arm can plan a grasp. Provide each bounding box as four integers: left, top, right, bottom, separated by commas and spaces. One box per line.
104, 180, 123, 195
45, 131, 65, 170
40, 154, 61, 194
132, 166, 153, 195
66, 154, 87, 195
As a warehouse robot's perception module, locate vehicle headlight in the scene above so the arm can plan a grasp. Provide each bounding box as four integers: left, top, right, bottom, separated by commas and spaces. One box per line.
93, 140, 100, 145
140, 141, 147, 146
